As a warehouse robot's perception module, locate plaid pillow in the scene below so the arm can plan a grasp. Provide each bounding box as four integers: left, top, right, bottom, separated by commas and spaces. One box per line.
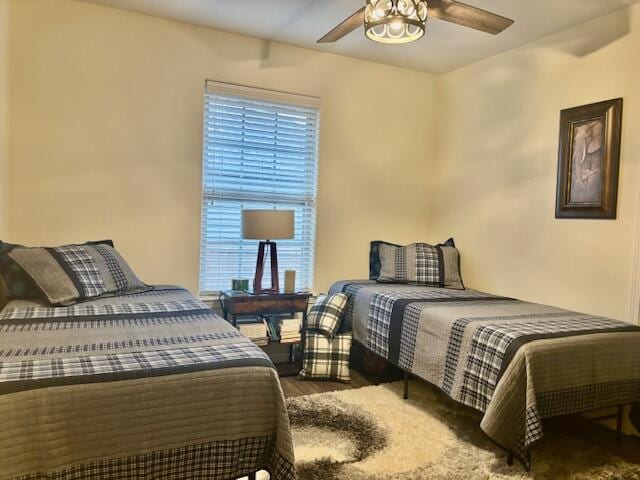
306, 293, 348, 337
299, 331, 352, 383
0, 241, 149, 305
377, 239, 464, 290
0, 274, 8, 311
370, 238, 455, 280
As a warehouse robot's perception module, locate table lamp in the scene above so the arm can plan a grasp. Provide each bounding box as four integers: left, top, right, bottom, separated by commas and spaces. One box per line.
242, 209, 294, 294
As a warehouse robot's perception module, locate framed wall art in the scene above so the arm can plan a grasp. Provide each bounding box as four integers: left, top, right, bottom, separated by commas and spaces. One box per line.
555, 98, 623, 219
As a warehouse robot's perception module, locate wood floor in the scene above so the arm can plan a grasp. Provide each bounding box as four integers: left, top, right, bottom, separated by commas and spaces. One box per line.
280, 369, 373, 398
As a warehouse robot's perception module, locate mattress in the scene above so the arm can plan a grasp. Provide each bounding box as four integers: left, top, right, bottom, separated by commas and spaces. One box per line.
0, 286, 295, 480
330, 280, 640, 468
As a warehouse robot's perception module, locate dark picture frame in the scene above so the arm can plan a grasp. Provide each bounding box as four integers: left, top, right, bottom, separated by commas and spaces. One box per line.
555, 98, 623, 219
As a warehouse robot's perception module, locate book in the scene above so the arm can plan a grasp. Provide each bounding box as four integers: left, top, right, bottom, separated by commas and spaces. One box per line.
264, 318, 280, 342
238, 320, 268, 346
279, 316, 301, 343
257, 315, 302, 344
280, 317, 301, 332
279, 336, 301, 344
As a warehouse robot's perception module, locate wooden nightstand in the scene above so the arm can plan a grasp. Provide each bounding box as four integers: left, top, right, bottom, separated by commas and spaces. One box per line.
219, 291, 312, 374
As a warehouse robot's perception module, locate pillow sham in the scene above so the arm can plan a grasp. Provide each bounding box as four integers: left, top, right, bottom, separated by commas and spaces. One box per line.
369, 238, 455, 280
0, 240, 115, 304
376, 238, 464, 290
0, 241, 47, 304
0, 240, 148, 305
0, 274, 8, 311
306, 293, 348, 337
369, 240, 401, 280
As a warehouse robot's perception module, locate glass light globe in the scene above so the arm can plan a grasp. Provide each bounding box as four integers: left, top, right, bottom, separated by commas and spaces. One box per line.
365, 0, 428, 45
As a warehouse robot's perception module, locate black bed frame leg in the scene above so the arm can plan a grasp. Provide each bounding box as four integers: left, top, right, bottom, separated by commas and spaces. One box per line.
616, 404, 624, 443
403, 371, 409, 400
507, 453, 514, 466
248, 472, 257, 480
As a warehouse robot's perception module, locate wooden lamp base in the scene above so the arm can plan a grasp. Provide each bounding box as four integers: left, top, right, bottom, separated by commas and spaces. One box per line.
253, 240, 279, 294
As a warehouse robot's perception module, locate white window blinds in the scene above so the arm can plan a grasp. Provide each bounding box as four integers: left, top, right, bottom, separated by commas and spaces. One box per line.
200, 81, 320, 294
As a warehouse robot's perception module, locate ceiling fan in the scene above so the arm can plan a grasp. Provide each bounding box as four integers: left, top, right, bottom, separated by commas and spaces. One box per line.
317, 0, 514, 45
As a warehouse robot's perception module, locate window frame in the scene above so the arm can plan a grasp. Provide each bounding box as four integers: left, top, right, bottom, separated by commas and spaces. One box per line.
199, 80, 321, 295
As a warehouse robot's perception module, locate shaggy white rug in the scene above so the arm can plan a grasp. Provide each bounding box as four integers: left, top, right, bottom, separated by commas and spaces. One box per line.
285, 381, 640, 480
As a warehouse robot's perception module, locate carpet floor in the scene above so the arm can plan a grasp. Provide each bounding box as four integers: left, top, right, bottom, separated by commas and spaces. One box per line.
285, 380, 640, 480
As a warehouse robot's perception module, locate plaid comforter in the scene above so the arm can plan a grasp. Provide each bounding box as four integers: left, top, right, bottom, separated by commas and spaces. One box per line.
0, 286, 295, 480
330, 280, 640, 468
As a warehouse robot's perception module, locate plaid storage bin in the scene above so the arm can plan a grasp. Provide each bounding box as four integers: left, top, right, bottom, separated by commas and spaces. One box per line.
299, 331, 352, 383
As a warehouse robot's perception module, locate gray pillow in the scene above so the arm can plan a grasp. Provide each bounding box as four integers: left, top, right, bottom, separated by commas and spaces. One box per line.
369, 238, 455, 280
0, 274, 8, 311
0, 241, 149, 305
377, 241, 464, 290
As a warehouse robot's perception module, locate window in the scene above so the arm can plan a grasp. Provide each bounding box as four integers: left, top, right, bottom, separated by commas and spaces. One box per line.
200, 81, 320, 294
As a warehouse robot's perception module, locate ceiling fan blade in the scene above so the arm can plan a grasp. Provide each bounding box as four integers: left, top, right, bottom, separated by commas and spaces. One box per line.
317, 7, 365, 43
428, 0, 514, 35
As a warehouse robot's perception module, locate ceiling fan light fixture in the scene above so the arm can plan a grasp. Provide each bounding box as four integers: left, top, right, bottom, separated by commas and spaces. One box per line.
365, 0, 428, 44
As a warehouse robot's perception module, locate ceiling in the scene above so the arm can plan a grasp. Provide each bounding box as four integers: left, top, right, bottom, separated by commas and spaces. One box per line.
80, 0, 639, 73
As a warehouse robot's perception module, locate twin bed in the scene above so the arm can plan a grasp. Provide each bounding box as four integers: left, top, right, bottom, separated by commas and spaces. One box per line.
0, 286, 295, 480
2, 236, 639, 477
329, 279, 640, 468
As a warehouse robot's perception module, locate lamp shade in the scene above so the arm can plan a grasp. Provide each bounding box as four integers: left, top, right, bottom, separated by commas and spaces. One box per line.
242, 210, 294, 240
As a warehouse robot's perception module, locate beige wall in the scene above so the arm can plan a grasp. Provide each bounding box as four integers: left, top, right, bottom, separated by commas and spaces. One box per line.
0, 0, 9, 238
432, 4, 640, 322
7, 0, 439, 294
6, 0, 640, 319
